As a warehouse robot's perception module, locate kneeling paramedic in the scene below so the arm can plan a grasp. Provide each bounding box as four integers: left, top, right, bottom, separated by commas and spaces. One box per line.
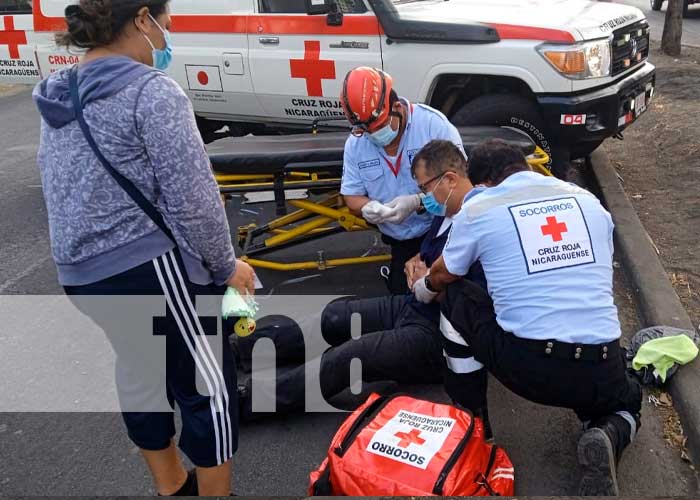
413, 139, 642, 496
339, 67, 464, 294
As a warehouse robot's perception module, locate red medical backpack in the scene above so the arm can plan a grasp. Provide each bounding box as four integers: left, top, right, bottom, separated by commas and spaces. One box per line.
309, 393, 515, 496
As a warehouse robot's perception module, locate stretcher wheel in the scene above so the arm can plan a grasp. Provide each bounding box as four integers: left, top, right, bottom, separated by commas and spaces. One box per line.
234, 317, 257, 337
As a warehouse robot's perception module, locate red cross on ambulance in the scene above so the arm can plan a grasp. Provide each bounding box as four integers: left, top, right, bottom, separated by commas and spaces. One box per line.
289, 40, 336, 97
0, 16, 27, 60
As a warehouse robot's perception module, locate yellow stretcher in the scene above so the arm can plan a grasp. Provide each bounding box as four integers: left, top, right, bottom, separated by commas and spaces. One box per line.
211, 126, 550, 272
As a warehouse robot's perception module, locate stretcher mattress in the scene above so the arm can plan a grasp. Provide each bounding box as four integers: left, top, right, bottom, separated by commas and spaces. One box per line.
209, 126, 535, 175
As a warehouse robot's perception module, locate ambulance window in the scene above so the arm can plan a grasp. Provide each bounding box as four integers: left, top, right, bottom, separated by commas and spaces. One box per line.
0, 0, 32, 14
259, 0, 366, 14
335, 0, 367, 12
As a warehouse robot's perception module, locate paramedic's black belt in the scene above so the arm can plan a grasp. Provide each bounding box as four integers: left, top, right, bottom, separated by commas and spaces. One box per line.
518, 337, 621, 362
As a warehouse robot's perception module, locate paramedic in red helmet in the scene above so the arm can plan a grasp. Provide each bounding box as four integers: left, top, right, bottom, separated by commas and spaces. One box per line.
339, 67, 465, 294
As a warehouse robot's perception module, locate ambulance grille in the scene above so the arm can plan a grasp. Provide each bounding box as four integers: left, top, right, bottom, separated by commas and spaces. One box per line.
611, 21, 650, 76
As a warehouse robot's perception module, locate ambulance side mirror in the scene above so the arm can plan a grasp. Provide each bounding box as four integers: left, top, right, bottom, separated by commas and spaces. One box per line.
305, 0, 344, 26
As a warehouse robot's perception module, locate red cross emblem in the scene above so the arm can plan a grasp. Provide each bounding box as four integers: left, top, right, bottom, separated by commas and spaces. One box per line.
1, 16, 27, 60
394, 428, 426, 448
541, 216, 568, 242
289, 40, 336, 97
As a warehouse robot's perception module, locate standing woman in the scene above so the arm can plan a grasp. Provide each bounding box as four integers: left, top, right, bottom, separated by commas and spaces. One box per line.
33, 0, 255, 495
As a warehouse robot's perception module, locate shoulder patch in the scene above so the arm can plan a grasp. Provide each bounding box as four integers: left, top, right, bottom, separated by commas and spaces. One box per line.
407, 149, 421, 164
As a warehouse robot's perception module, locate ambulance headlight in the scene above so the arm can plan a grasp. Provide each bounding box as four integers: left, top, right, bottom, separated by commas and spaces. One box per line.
538, 38, 612, 79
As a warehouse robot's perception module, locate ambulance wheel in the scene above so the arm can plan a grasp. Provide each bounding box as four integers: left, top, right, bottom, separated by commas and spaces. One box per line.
651, 0, 663, 11
451, 93, 561, 174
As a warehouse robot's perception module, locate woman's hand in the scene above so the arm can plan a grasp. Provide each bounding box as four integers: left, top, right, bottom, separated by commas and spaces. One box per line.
226, 260, 256, 296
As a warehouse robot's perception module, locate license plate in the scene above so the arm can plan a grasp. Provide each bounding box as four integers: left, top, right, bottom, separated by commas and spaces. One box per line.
634, 91, 647, 117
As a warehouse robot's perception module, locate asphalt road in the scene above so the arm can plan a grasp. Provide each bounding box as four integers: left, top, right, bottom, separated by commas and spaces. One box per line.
615, 0, 700, 46
0, 88, 698, 495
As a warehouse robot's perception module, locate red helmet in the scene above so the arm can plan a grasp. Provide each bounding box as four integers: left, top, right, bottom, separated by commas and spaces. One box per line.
340, 67, 394, 133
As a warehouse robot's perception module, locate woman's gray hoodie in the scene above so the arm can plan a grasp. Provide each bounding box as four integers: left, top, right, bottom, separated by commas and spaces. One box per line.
33, 56, 236, 286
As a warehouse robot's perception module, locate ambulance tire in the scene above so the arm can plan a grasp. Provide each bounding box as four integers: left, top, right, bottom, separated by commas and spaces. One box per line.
650, 0, 663, 11
451, 93, 563, 174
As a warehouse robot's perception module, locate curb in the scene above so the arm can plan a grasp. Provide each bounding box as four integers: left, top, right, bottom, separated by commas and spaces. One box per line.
588, 148, 700, 465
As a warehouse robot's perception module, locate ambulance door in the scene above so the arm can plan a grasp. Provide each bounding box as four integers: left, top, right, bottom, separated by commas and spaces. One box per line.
248, 0, 382, 127
0, 0, 41, 84
165, 0, 262, 123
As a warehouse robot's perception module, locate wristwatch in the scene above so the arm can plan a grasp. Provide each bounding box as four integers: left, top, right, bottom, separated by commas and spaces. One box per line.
424, 275, 438, 293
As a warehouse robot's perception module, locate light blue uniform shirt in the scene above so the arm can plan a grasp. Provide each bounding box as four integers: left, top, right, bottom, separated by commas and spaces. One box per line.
443, 171, 621, 344
341, 99, 464, 241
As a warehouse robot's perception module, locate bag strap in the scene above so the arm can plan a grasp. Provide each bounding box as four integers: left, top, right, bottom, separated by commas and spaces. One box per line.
311, 464, 333, 496
68, 65, 176, 244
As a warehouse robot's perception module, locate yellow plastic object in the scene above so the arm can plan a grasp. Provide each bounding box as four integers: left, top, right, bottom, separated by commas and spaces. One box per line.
234, 317, 257, 338
527, 146, 552, 176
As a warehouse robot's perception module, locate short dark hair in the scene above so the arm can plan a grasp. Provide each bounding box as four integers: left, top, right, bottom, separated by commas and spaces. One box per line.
467, 138, 530, 186
57, 0, 170, 49
411, 140, 468, 179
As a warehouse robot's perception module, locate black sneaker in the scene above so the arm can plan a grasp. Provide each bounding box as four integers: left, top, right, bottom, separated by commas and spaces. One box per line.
577, 427, 619, 496
158, 469, 198, 496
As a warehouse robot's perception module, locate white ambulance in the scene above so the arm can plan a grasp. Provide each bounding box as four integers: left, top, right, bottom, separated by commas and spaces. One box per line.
0, 0, 655, 170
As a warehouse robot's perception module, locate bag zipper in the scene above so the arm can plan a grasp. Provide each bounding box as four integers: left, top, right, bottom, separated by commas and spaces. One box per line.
474, 445, 501, 496
432, 409, 476, 495
333, 394, 396, 457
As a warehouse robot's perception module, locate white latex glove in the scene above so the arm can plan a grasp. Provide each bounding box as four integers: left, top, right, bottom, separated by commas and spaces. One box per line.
361, 200, 394, 224
384, 194, 422, 224
413, 275, 439, 304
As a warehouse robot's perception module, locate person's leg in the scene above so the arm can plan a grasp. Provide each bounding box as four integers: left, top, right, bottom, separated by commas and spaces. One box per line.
66, 260, 193, 496
440, 280, 645, 495
153, 251, 237, 495
318, 318, 444, 402
574, 355, 643, 496
238, 296, 412, 419
196, 461, 233, 496
440, 280, 493, 437
141, 441, 191, 495
321, 295, 414, 346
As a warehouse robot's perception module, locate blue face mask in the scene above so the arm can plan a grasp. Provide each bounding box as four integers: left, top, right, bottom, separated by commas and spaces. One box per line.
367, 111, 403, 147
422, 176, 454, 216
143, 14, 173, 71
368, 121, 399, 147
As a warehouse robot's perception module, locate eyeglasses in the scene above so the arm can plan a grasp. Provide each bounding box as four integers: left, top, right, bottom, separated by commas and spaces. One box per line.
350, 113, 393, 137
417, 171, 453, 193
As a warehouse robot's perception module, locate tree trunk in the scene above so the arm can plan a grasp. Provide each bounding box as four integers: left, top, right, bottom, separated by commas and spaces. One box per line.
661, 0, 684, 56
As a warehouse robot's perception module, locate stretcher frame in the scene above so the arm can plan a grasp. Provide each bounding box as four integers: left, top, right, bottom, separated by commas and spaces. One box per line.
214, 143, 551, 272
